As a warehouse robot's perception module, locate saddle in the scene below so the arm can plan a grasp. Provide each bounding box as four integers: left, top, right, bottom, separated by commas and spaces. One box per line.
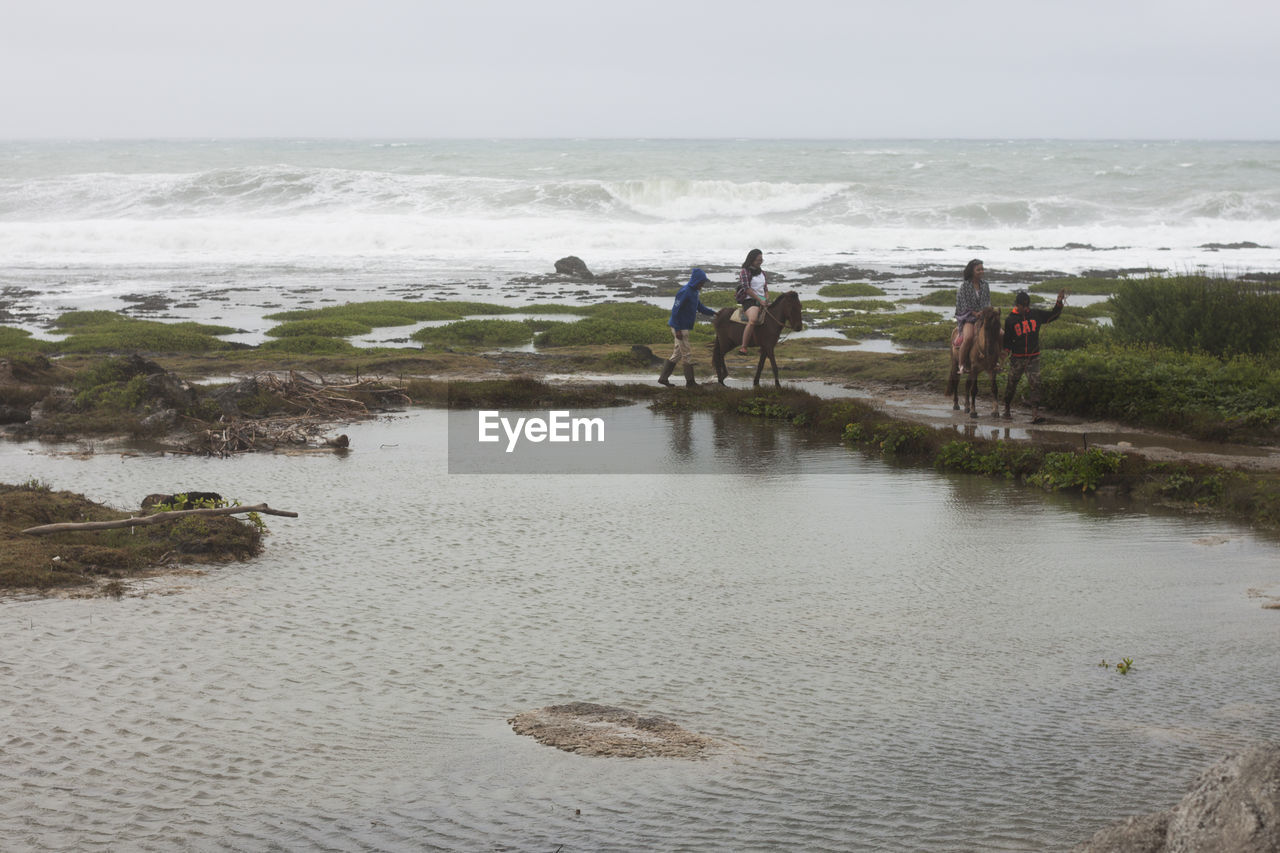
729, 306, 765, 326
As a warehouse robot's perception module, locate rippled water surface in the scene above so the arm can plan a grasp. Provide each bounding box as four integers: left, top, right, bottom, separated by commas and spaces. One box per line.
3, 407, 1279, 851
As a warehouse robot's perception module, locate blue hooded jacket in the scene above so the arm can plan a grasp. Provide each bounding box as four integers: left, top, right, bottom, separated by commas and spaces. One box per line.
668, 268, 716, 331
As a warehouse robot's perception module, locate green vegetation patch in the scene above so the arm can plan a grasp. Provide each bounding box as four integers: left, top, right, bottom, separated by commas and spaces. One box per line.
911, 289, 961, 307
265, 318, 375, 338
817, 282, 887, 298
412, 319, 535, 349
536, 318, 670, 348
264, 299, 517, 326
890, 323, 954, 345
257, 335, 361, 355
46, 312, 235, 354
0, 326, 37, 354
698, 290, 739, 309
0, 481, 263, 594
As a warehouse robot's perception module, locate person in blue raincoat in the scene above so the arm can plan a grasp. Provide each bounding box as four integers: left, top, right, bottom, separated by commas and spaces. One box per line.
659, 268, 717, 387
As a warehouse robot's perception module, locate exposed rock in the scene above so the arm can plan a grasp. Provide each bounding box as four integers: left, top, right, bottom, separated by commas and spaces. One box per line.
508, 702, 721, 759
1200, 241, 1267, 250
138, 408, 177, 431
209, 377, 260, 417
0, 405, 30, 425
554, 256, 595, 279
631, 344, 665, 367
1074, 743, 1280, 852
143, 373, 196, 411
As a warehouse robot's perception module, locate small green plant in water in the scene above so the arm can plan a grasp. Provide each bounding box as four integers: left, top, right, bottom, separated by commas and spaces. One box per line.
1115, 657, 1135, 675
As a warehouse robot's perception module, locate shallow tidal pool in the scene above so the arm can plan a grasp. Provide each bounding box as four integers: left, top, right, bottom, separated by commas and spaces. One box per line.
2, 406, 1279, 851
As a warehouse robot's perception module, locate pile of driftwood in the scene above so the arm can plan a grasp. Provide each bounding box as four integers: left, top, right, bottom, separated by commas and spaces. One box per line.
178, 372, 408, 456
181, 417, 337, 456
253, 372, 409, 418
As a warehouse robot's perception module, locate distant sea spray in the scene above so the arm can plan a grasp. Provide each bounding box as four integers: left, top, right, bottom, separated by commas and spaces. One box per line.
0, 138, 1277, 272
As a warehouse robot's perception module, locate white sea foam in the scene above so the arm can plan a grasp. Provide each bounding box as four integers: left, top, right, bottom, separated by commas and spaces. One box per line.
0, 139, 1276, 292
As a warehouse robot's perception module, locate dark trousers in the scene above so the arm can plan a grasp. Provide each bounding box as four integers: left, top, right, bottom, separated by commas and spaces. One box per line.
1005, 354, 1041, 405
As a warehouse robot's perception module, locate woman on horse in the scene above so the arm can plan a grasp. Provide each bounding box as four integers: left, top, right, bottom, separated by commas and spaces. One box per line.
954, 258, 991, 373
736, 248, 769, 355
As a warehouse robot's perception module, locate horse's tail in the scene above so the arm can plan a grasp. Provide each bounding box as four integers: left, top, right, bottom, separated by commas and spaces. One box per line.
944, 370, 958, 397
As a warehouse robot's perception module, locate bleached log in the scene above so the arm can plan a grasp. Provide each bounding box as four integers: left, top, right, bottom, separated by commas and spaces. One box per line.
21, 503, 298, 536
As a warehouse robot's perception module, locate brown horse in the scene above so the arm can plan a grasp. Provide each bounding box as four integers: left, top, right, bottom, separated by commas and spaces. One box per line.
711, 291, 803, 388
945, 306, 1002, 418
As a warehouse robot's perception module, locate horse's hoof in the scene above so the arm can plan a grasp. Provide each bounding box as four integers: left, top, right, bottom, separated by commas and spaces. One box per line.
969, 411, 978, 419
952, 403, 960, 411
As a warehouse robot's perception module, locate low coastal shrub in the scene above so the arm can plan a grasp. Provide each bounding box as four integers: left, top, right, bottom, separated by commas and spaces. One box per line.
1109, 275, 1280, 356
817, 282, 886, 298
934, 441, 1045, 479
1040, 345, 1280, 440
1026, 449, 1124, 493
412, 319, 534, 349
841, 421, 934, 456
1040, 320, 1107, 351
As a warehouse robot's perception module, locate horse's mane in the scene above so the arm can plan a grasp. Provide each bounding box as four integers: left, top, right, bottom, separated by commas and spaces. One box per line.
770, 290, 798, 307
973, 306, 1002, 363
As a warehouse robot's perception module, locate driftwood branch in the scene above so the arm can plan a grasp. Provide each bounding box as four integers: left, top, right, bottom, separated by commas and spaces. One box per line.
21, 503, 298, 536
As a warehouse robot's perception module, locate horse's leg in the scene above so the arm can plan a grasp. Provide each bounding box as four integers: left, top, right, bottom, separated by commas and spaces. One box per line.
752, 349, 766, 387
988, 369, 999, 417
712, 338, 725, 384
767, 346, 781, 388
968, 374, 979, 419
948, 351, 961, 410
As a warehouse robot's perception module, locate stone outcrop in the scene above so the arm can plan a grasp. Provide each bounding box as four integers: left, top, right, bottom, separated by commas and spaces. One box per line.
1074, 743, 1280, 852
554, 256, 594, 279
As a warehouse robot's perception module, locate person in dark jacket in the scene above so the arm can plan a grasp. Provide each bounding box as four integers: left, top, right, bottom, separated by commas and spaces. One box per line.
1001, 288, 1065, 422
659, 268, 717, 387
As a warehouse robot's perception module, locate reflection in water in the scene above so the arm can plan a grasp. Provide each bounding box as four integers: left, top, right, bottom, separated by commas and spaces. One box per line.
1, 408, 1278, 851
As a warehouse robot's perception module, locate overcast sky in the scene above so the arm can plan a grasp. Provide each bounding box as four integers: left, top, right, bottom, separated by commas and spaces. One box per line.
3, 0, 1277, 139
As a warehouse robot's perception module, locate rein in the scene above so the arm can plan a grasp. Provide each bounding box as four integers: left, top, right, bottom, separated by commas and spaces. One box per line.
761, 294, 799, 340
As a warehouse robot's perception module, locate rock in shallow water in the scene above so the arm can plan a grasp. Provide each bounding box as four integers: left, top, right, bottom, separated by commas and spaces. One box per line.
508, 702, 720, 759
1074, 742, 1280, 852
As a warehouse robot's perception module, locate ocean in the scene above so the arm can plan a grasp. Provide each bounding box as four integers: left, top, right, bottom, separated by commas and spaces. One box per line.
1, 138, 1278, 332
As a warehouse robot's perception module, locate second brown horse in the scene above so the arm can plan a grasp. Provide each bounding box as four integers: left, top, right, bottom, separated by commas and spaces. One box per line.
945, 305, 1002, 418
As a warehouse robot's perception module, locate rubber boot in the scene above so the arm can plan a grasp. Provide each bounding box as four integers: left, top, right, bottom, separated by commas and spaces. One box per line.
1002, 398, 1012, 419
657, 359, 677, 387
684, 364, 698, 387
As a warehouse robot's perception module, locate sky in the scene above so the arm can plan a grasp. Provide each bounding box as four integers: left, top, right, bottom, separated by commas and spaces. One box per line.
3, 0, 1278, 139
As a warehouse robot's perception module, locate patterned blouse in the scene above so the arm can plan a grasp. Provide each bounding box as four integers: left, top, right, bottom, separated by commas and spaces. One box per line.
955, 278, 991, 320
